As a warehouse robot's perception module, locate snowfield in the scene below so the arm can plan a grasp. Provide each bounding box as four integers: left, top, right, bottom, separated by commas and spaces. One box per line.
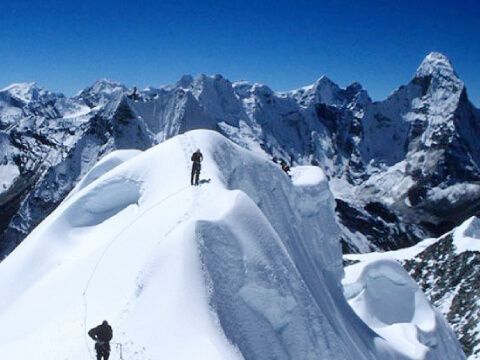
0, 130, 465, 359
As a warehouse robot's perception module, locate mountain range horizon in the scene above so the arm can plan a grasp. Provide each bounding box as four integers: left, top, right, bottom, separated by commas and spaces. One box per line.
2, 52, 479, 107
1, 45, 480, 358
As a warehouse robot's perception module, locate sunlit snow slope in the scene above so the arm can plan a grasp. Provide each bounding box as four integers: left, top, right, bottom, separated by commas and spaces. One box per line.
0, 130, 464, 359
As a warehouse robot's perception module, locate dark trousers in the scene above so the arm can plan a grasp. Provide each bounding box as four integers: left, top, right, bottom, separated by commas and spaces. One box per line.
95, 342, 110, 360
191, 163, 201, 185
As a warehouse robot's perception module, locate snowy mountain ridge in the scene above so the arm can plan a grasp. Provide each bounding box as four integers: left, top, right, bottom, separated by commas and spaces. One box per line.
0, 130, 465, 359
0, 51, 478, 358
415, 52, 458, 79
1, 51, 479, 257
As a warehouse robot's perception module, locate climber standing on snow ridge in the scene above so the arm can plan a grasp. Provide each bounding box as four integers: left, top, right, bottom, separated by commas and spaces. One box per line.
191, 149, 203, 186
88, 320, 113, 360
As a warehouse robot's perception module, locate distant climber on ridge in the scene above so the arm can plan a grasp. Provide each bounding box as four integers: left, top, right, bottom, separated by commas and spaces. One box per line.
88, 320, 113, 360
280, 159, 291, 175
191, 149, 203, 186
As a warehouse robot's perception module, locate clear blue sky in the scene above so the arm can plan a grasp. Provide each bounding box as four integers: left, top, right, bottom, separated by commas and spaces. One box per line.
0, 0, 479, 105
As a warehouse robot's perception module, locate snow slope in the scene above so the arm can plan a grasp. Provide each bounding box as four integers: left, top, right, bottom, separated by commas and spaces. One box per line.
0, 130, 463, 359
343, 260, 464, 360
344, 216, 480, 359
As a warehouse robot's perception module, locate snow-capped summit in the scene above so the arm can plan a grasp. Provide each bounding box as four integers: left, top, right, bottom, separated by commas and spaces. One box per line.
88, 78, 127, 93
0, 82, 59, 105
231, 80, 253, 99
76, 78, 128, 108
415, 52, 458, 79
311, 75, 343, 103
290, 75, 370, 110
1, 82, 40, 103
290, 75, 343, 107
175, 74, 194, 89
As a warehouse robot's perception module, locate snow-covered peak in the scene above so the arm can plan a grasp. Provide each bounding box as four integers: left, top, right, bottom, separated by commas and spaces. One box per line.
251, 82, 274, 96
76, 78, 127, 107
315, 74, 338, 87
415, 52, 458, 80
193, 73, 231, 89
452, 216, 480, 254
313, 75, 341, 93
1, 82, 42, 103
232, 80, 253, 98
175, 74, 194, 89
289, 75, 346, 107
187, 74, 244, 125
85, 78, 127, 95
189, 74, 228, 96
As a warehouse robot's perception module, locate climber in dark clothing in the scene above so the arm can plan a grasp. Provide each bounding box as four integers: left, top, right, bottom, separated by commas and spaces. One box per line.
280, 159, 291, 175
88, 320, 113, 360
191, 149, 203, 186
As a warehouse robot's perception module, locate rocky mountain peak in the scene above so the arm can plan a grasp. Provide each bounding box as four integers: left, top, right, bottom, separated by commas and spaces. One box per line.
232, 80, 253, 99
175, 74, 194, 89
76, 78, 127, 108
415, 52, 458, 80
312, 75, 341, 99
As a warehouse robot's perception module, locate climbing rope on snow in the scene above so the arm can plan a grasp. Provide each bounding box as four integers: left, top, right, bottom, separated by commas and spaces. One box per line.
113, 342, 125, 360
82, 184, 191, 358
82, 133, 201, 358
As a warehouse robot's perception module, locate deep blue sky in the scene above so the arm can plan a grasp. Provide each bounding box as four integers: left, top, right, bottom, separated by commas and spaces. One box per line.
0, 0, 479, 105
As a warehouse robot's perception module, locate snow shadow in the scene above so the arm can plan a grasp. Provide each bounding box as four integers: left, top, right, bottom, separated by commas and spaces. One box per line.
64, 178, 141, 227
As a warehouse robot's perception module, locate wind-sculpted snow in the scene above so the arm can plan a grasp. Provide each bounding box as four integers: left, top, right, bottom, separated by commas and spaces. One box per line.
344, 260, 464, 360
70, 149, 142, 195
344, 217, 480, 359
64, 178, 142, 227
0, 130, 464, 359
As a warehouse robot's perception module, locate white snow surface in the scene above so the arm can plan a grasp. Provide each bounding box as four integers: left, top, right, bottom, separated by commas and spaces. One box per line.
415, 52, 457, 79
342, 218, 478, 360
67, 149, 143, 199
290, 165, 327, 187
0, 130, 465, 359
0, 163, 20, 190
1, 82, 39, 103
452, 216, 480, 254
343, 260, 465, 360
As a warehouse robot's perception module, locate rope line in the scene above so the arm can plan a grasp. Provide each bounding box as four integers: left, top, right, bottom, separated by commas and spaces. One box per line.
82, 184, 191, 358
82, 133, 197, 359
112, 342, 125, 360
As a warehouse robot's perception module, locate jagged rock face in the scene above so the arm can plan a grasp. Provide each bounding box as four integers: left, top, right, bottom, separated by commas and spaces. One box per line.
1, 52, 480, 256
403, 218, 480, 359
342, 53, 480, 251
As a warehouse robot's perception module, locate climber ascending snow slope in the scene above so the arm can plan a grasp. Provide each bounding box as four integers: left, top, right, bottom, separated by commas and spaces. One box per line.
0, 130, 465, 359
